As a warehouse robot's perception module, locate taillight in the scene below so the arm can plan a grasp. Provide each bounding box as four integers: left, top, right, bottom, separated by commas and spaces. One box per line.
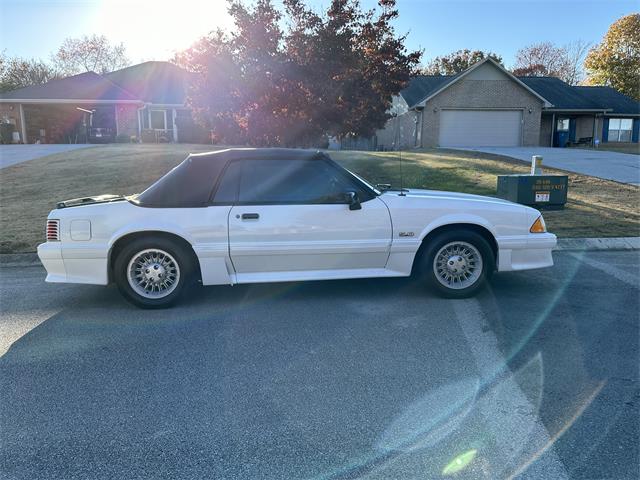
46, 219, 60, 241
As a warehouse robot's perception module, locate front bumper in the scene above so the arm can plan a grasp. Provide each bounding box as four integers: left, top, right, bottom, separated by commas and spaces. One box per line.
496, 232, 556, 272
37, 242, 109, 285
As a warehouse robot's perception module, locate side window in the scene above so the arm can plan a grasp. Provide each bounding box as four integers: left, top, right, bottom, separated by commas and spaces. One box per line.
212, 161, 242, 203
238, 160, 363, 204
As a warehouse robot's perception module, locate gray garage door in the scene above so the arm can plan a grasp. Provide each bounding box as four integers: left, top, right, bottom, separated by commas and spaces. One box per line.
439, 110, 522, 147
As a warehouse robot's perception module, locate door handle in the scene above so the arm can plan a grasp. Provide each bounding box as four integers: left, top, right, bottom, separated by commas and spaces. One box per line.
241, 213, 260, 220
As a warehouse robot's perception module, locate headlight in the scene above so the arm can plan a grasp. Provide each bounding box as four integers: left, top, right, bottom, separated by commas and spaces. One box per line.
530, 215, 547, 233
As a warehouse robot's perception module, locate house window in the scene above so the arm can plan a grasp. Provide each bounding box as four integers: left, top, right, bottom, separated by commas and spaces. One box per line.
608, 118, 633, 142
150, 110, 167, 130
556, 118, 570, 132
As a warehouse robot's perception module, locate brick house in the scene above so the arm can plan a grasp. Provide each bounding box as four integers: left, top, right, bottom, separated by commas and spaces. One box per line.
0, 61, 193, 144
377, 57, 640, 149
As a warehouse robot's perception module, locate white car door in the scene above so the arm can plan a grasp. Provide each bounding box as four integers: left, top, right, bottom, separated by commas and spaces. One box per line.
218, 158, 392, 281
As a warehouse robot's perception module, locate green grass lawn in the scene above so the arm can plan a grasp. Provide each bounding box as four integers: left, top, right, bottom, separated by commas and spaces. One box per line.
1, 144, 638, 253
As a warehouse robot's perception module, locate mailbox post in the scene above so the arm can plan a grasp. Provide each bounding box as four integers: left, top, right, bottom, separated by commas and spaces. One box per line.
531, 155, 543, 175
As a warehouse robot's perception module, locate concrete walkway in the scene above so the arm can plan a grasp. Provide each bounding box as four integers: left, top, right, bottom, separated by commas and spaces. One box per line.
457, 146, 640, 185
0, 144, 99, 169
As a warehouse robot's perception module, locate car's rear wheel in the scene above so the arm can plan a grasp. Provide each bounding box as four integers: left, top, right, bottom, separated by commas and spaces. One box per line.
421, 230, 494, 298
114, 237, 192, 308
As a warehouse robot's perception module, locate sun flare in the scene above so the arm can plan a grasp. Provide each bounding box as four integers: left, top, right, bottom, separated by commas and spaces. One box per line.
93, 0, 233, 61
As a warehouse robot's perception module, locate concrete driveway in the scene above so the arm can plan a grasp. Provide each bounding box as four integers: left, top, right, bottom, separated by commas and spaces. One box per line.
1, 250, 638, 479
0, 144, 100, 169
457, 146, 640, 185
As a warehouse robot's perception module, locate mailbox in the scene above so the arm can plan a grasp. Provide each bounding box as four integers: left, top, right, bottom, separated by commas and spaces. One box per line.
497, 174, 568, 209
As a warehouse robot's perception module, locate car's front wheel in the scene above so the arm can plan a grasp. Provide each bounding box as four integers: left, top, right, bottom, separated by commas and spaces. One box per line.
114, 238, 192, 308
421, 230, 494, 298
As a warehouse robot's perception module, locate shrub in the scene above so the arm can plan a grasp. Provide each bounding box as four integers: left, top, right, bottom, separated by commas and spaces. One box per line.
0, 123, 15, 144
315, 136, 330, 149
175, 116, 210, 144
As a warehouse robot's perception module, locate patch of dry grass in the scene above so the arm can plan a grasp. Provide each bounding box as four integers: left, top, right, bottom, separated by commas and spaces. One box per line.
0, 144, 638, 253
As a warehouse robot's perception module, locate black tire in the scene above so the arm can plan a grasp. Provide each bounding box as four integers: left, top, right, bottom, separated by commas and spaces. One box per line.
113, 237, 194, 309
420, 230, 495, 299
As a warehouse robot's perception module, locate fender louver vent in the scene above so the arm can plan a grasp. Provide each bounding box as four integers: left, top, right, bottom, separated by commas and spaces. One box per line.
46, 219, 60, 241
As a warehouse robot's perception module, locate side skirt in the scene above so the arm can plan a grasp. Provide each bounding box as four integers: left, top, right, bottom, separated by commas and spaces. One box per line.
235, 268, 409, 285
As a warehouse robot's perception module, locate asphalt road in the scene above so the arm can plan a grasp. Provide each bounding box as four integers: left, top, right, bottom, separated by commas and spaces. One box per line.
0, 251, 638, 480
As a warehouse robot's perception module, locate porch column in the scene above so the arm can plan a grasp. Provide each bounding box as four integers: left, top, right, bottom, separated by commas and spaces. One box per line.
114, 105, 119, 136
172, 109, 178, 142
19, 104, 27, 144
550, 113, 555, 147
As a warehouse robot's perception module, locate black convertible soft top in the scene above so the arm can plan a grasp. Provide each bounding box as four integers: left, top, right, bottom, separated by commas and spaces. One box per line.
133, 148, 326, 208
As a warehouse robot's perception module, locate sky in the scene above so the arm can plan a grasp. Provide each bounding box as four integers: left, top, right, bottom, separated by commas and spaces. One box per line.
0, 0, 638, 68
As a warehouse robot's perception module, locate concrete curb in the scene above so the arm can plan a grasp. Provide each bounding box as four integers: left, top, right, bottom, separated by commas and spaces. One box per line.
555, 237, 640, 251
1, 237, 638, 268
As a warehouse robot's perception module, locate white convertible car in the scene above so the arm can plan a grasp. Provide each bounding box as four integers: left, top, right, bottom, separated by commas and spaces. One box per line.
38, 148, 556, 308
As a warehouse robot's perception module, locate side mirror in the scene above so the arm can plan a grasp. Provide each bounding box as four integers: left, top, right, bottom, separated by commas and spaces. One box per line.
376, 183, 391, 191
346, 191, 362, 210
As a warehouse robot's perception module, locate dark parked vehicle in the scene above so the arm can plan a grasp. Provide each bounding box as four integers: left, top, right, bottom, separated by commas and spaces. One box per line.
88, 127, 115, 143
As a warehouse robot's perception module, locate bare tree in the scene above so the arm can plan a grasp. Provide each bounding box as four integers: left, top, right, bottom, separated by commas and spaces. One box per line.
565, 40, 591, 85
0, 51, 60, 92
513, 41, 571, 82
513, 40, 591, 85
52, 34, 129, 75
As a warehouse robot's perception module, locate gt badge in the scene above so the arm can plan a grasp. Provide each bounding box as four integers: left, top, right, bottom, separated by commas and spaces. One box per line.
399, 232, 415, 237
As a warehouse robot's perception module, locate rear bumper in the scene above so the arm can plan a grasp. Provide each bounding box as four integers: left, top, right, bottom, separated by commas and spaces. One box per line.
37, 242, 108, 285
496, 233, 556, 272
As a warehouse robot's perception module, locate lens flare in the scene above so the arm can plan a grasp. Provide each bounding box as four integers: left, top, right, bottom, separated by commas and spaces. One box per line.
442, 449, 478, 476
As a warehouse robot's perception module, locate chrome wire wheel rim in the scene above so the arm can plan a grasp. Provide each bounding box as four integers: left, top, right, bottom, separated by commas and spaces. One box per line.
127, 248, 180, 299
433, 241, 483, 290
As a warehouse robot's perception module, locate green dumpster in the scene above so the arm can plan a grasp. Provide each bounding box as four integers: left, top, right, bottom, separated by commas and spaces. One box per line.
497, 174, 568, 209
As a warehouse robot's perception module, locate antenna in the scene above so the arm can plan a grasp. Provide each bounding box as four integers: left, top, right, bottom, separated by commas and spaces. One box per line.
394, 106, 406, 197
399, 148, 405, 196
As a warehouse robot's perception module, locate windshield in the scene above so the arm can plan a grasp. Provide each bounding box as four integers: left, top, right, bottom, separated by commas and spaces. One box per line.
344, 167, 382, 196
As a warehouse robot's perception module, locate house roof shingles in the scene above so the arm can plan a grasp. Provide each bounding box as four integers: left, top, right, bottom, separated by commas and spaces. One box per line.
400, 72, 640, 115
399, 75, 457, 108
573, 85, 640, 114
0, 71, 140, 102
0, 61, 190, 105
517, 77, 601, 110
105, 61, 188, 105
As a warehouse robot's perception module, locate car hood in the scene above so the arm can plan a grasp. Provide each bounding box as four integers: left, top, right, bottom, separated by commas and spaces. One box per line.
387, 188, 517, 206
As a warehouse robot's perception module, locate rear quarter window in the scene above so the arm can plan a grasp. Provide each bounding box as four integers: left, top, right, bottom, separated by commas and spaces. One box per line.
212, 161, 242, 204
